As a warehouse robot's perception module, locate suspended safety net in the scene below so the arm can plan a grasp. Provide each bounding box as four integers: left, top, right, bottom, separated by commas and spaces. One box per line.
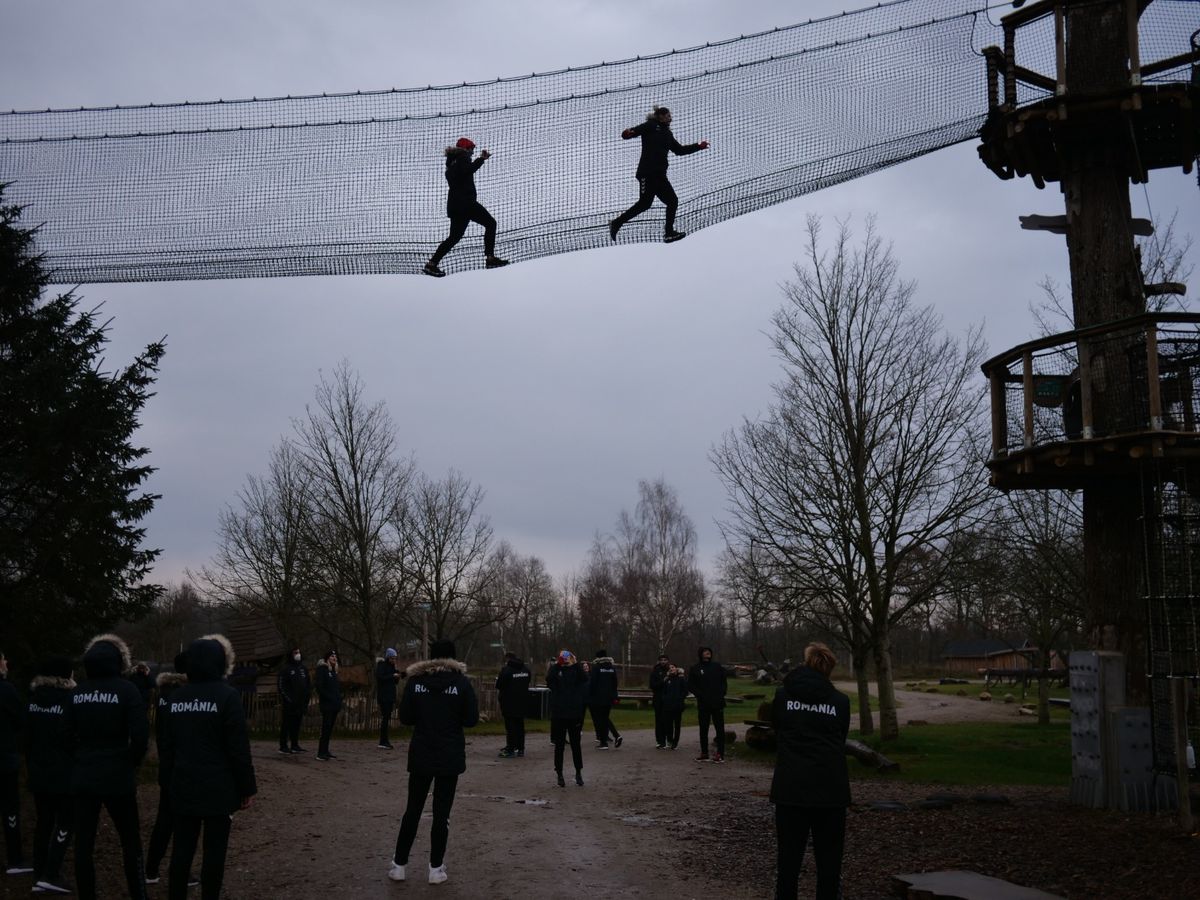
1, 0, 1195, 282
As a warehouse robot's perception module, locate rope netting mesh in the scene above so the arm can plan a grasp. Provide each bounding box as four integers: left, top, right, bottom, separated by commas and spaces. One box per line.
1, 0, 1195, 282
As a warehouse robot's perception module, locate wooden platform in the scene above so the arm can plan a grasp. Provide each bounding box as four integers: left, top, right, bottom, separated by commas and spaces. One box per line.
893, 871, 1064, 900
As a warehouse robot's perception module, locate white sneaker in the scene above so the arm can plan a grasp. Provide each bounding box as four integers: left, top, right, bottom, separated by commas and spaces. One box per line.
428, 864, 448, 885
387, 861, 406, 882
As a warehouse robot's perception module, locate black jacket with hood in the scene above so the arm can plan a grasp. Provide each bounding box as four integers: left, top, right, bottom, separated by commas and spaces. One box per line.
154, 670, 187, 787
277, 656, 311, 714
546, 661, 589, 721
26, 674, 75, 792
588, 656, 619, 707
316, 659, 342, 712
0, 674, 20, 775
375, 658, 399, 707
495, 657, 531, 718
648, 661, 670, 706
163, 635, 257, 817
659, 671, 690, 714
444, 149, 486, 217
626, 118, 703, 179
69, 634, 149, 795
398, 658, 479, 776
687, 647, 728, 710
769, 665, 851, 808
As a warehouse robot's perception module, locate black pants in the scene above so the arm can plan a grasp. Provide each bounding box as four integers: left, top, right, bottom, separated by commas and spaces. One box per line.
698, 704, 725, 756
74, 792, 146, 900
318, 706, 338, 756
613, 174, 679, 234
379, 702, 394, 745
145, 784, 174, 876
1, 769, 23, 867
654, 703, 669, 746
589, 704, 620, 744
774, 805, 846, 900
169, 813, 232, 900
32, 791, 73, 881
668, 710, 683, 747
430, 202, 497, 264
551, 718, 584, 774
392, 773, 458, 868
503, 714, 525, 752
279, 706, 303, 750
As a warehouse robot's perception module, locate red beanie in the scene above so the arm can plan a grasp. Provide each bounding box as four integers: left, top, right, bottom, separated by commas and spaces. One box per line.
455, 137, 475, 150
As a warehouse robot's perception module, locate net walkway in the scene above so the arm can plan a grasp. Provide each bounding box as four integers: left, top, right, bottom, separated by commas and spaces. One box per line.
1, 0, 1195, 283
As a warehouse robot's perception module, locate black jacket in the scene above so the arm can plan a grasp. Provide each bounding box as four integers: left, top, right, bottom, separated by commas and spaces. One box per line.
26, 675, 75, 793
316, 659, 342, 712
626, 119, 702, 179
495, 658, 531, 718
276, 657, 311, 714
648, 662, 670, 707
546, 662, 589, 721
398, 658, 479, 776
659, 673, 690, 714
0, 676, 20, 774
444, 150, 486, 217
153, 672, 187, 787
164, 635, 257, 817
769, 666, 851, 808
588, 656, 619, 707
687, 649, 728, 710
376, 659, 399, 707
69, 634, 149, 795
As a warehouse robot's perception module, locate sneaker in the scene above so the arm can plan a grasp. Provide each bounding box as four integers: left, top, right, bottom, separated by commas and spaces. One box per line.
498, 748, 515, 758
712, 753, 725, 764
515, 749, 524, 758
669, 744, 678, 750
278, 747, 291, 755
188, 874, 200, 887
609, 220, 620, 242
6, 864, 33, 875
290, 746, 307, 753
387, 861, 406, 882
316, 754, 331, 761
575, 771, 584, 787
36, 880, 73, 896
694, 754, 709, 762
664, 231, 687, 243
655, 744, 666, 750
614, 736, 623, 748
145, 871, 161, 885
556, 772, 566, 788
485, 256, 510, 269
428, 864, 448, 885
423, 263, 446, 278
597, 743, 610, 750
378, 742, 394, 750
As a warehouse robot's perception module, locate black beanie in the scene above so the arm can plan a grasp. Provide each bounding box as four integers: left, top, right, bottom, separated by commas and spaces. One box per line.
430, 639, 456, 660
173, 651, 189, 675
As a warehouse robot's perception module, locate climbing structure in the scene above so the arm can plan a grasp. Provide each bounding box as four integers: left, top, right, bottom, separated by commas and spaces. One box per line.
0, 0, 1194, 283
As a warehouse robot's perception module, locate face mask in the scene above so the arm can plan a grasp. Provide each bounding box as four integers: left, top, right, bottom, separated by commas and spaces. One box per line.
293, 653, 301, 662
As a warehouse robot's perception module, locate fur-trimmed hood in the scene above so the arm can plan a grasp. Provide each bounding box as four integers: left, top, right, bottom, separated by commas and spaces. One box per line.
406, 658, 467, 679
156, 671, 188, 690
187, 633, 235, 682
83, 633, 132, 678
30, 675, 75, 691
316, 658, 338, 672
592, 656, 615, 666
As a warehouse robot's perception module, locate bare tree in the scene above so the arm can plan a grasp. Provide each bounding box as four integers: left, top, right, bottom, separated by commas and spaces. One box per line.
490, 543, 561, 663
713, 216, 989, 740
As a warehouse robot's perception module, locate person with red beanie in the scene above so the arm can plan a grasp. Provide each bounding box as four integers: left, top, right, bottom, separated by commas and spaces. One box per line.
423, 137, 509, 277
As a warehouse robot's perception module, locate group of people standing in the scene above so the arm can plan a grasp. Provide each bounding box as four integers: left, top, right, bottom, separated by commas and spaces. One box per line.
0, 634, 256, 900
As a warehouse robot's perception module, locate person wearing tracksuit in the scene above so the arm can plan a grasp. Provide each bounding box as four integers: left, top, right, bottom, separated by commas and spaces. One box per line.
68, 634, 149, 900
495, 652, 531, 758
609, 106, 709, 244
162, 634, 256, 900
546, 650, 589, 787
388, 639, 478, 886
25, 656, 76, 894
688, 645, 728, 762
587, 650, 622, 749
422, 137, 510, 277
144, 652, 189, 885
277, 646, 311, 754
376, 649, 401, 749
315, 649, 342, 760
659, 665, 690, 751
649, 654, 671, 749
1, 650, 32, 879
770, 642, 851, 900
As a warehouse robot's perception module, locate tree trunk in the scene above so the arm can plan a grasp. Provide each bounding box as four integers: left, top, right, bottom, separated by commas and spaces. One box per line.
873, 630, 900, 741
853, 650, 874, 736
1037, 648, 1051, 726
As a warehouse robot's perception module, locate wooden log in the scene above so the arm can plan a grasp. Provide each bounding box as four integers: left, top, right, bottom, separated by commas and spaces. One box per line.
845, 738, 900, 772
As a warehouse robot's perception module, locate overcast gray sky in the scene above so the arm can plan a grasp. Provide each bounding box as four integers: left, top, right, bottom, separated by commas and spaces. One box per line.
3, 0, 1196, 588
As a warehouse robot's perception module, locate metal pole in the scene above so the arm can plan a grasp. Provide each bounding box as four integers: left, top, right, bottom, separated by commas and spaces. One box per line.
1171, 679, 1195, 832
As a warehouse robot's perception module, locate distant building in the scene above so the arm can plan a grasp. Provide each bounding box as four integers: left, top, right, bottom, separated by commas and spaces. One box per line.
942, 638, 1035, 675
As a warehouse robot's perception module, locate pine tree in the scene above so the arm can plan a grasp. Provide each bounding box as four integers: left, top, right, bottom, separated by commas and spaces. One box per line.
0, 186, 165, 674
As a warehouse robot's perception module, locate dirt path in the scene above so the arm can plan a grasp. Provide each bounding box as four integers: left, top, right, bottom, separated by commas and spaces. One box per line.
834, 680, 1027, 726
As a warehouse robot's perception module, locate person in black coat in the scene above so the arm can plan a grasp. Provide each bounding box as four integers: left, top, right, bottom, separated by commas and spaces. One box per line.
68, 633, 149, 900
388, 639, 478, 886
546, 650, 589, 787
659, 664, 690, 751
162, 634, 256, 900
649, 653, 671, 749
422, 137, 510, 277
495, 652, 531, 758
127, 663, 152, 710
587, 649, 622, 749
687, 645, 728, 762
0, 650, 31, 878
375, 649, 401, 750
276, 646, 310, 754
609, 106, 709, 244
770, 642, 851, 900
315, 649, 342, 761
144, 652, 188, 885
26, 656, 75, 893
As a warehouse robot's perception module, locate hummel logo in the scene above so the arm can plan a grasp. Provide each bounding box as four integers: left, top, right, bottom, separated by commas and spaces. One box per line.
5, 815, 15, 828
56, 829, 69, 843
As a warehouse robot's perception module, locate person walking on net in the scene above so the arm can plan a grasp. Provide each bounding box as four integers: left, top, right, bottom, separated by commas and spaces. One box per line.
770, 642, 850, 900
423, 137, 509, 277
610, 106, 709, 244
